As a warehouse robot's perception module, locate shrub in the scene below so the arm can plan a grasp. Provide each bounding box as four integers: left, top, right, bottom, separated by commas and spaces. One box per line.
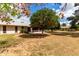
20, 29, 29, 33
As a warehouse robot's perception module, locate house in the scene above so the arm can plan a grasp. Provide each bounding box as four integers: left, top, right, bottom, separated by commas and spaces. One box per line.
0, 16, 30, 34
60, 22, 71, 31
0, 21, 30, 34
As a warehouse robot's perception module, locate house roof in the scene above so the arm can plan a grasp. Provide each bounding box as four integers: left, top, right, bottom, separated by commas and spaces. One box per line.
0, 22, 30, 27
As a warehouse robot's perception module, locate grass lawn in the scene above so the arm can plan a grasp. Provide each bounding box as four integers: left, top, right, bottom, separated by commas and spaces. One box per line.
0, 32, 79, 56
0, 34, 17, 48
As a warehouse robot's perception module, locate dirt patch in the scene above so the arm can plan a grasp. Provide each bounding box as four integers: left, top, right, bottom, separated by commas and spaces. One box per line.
0, 32, 79, 56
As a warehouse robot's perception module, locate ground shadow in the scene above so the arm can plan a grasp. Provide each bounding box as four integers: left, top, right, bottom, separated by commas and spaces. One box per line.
19, 33, 49, 38
50, 31, 79, 38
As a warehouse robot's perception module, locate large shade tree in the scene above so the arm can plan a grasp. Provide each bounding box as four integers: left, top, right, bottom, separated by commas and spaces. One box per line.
67, 15, 79, 29
30, 8, 59, 34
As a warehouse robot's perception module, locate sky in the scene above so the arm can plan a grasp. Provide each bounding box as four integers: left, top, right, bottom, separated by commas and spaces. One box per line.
11, 3, 79, 26
29, 3, 61, 13
29, 3, 79, 25
11, 3, 62, 26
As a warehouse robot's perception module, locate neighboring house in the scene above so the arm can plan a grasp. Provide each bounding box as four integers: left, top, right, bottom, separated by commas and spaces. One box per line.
0, 16, 30, 34
60, 24, 70, 29
60, 22, 71, 30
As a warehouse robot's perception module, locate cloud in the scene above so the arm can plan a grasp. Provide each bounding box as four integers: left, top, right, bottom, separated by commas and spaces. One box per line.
58, 3, 79, 17
52, 8, 55, 11
56, 9, 60, 12
59, 3, 74, 11
64, 5, 79, 17
52, 7, 60, 15
59, 3, 66, 9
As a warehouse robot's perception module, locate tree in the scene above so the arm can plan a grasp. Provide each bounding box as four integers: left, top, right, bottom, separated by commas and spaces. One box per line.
30, 8, 59, 34
0, 3, 30, 23
67, 15, 79, 29
0, 3, 44, 23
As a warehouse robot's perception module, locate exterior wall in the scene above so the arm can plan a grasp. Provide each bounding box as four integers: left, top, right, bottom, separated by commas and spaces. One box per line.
0, 25, 28, 34
18, 26, 21, 33
18, 26, 28, 33
6, 26, 15, 34
0, 26, 3, 34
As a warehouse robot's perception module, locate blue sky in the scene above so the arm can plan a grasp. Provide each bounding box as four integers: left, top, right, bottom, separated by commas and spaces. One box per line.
29, 3, 61, 13
29, 3, 70, 24
11, 3, 63, 26
12, 3, 76, 26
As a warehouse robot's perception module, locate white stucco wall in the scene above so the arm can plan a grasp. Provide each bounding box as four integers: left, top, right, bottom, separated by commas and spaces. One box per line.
0, 26, 3, 34
0, 25, 28, 34
18, 26, 28, 33
18, 26, 21, 33
6, 26, 15, 34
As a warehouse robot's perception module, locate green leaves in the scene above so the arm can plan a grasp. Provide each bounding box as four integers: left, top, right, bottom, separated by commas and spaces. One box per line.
30, 8, 60, 30
67, 16, 75, 21
0, 3, 31, 22
0, 3, 45, 22
0, 4, 15, 22
0, 3, 11, 12
1, 17, 12, 22
67, 15, 79, 29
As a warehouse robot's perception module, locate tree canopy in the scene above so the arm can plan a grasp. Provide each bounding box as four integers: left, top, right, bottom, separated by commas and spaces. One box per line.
67, 15, 79, 29
0, 3, 31, 22
0, 3, 46, 23
30, 8, 59, 33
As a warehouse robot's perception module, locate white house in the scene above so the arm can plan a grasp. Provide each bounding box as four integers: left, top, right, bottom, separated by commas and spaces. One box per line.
0, 16, 30, 34
0, 22, 30, 34
60, 21, 71, 31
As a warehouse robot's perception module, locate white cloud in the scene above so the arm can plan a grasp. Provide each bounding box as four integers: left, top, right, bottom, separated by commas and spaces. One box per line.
52, 8, 55, 11
64, 5, 79, 17
56, 9, 60, 15
56, 9, 60, 12
59, 3, 65, 9
58, 3, 79, 17
59, 3, 74, 11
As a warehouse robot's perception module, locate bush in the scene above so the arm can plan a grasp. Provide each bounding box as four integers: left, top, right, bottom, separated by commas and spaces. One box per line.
20, 29, 29, 33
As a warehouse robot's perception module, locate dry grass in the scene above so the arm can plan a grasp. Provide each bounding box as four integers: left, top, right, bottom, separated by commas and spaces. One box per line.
0, 32, 79, 56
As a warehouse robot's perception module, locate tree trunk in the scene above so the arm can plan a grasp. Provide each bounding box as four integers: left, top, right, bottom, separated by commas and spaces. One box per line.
42, 29, 44, 34
51, 29, 53, 32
